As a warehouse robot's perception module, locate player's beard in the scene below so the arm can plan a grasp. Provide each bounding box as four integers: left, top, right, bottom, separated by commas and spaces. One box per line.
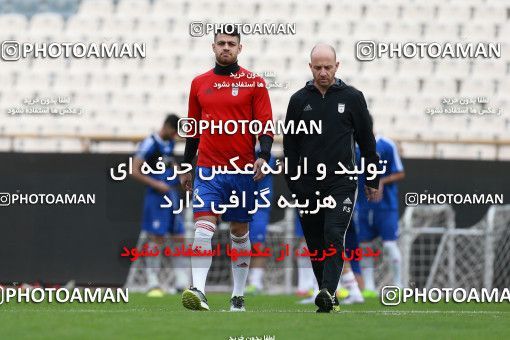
217, 53, 236, 66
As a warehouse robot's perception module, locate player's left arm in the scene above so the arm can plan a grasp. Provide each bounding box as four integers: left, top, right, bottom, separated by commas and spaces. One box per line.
380, 172, 405, 185
380, 140, 405, 186
252, 78, 274, 181
373, 140, 405, 202
351, 91, 380, 200
181, 78, 202, 191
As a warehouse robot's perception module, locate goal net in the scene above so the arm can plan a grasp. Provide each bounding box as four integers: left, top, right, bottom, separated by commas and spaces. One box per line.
125, 204, 510, 293
124, 208, 297, 294
397, 204, 510, 290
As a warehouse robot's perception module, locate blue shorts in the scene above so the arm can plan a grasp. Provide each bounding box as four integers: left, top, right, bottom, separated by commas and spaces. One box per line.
142, 189, 184, 236
294, 210, 304, 238
345, 221, 361, 274
355, 209, 399, 242
249, 208, 270, 243
193, 166, 256, 223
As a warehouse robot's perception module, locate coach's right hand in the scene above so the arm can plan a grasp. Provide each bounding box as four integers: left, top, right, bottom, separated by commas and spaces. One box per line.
364, 185, 379, 202
180, 173, 193, 192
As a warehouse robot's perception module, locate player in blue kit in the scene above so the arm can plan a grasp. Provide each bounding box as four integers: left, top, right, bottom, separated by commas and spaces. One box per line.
246, 152, 277, 295
131, 114, 188, 297
355, 116, 405, 296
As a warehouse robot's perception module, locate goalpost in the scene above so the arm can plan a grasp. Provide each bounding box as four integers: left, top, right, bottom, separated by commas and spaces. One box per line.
395, 204, 510, 290
125, 204, 510, 293
124, 208, 297, 294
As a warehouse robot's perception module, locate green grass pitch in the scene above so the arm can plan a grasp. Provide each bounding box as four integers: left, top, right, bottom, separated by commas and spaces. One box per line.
1, 293, 508, 339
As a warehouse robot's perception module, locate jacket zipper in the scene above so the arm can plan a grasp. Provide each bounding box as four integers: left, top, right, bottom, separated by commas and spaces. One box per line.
319, 91, 326, 167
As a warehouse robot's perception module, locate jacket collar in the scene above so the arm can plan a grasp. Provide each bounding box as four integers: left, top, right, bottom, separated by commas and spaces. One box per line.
305, 78, 345, 93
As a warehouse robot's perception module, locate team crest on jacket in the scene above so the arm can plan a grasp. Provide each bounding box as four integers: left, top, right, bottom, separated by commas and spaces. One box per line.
232, 86, 239, 96
338, 103, 345, 113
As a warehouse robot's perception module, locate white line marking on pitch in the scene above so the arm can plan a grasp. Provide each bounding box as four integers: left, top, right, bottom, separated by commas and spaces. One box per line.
1, 309, 507, 315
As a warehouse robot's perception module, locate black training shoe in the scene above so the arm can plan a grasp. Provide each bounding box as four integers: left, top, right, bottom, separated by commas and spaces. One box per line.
332, 295, 341, 312
182, 287, 209, 311
315, 288, 334, 313
230, 296, 246, 312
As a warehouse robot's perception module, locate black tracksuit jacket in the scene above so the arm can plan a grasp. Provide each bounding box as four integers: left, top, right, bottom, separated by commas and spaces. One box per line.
283, 78, 380, 195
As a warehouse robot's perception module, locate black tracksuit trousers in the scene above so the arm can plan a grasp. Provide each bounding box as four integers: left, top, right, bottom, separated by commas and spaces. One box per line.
296, 176, 357, 296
